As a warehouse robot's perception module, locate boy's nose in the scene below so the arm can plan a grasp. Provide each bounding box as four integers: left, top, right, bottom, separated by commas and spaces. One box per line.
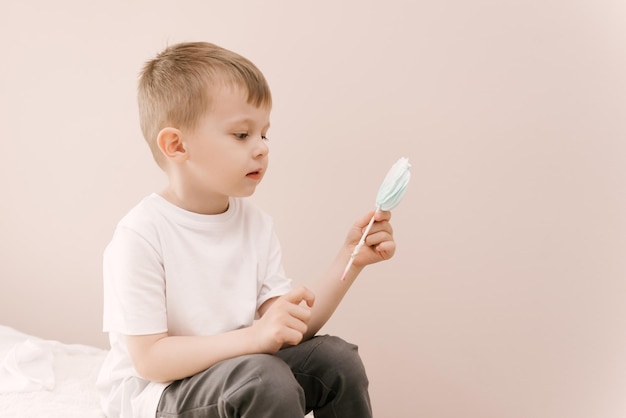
253, 136, 269, 157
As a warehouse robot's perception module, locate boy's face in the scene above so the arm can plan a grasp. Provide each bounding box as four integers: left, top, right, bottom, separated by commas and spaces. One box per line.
179, 85, 271, 208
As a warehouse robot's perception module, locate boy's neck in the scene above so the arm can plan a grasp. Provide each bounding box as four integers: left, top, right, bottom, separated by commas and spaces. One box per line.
159, 186, 230, 215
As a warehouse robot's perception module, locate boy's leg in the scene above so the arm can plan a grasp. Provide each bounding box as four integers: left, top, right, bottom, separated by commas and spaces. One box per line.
156, 353, 305, 418
275, 335, 372, 418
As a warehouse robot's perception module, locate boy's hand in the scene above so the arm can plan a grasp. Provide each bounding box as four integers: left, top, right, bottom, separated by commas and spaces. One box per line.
253, 286, 315, 353
346, 210, 396, 268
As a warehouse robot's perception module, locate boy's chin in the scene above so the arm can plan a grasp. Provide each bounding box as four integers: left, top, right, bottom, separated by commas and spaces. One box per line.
232, 187, 258, 198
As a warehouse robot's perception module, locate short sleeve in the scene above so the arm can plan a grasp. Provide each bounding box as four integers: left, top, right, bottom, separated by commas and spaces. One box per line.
256, 229, 293, 310
102, 226, 168, 335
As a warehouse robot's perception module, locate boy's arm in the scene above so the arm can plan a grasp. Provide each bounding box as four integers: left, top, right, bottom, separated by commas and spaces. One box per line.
303, 210, 396, 340
126, 211, 393, 383
127, 286, 315, 383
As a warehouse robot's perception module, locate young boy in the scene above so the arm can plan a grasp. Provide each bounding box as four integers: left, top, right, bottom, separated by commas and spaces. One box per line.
97, 41, 396, 418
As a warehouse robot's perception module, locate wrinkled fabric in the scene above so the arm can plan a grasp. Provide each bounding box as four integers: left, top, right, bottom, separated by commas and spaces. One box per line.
0, 325, 107, 417
0, 339, 55, 393
0, 325, 105, 394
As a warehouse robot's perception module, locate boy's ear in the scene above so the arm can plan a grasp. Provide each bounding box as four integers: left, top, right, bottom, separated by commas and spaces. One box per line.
157, 127, 188, 162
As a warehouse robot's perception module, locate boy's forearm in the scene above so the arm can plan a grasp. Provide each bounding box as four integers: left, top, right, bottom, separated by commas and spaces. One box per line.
303, 209, 395, 340
131, 327, 261, 383
304, 246, 363, 340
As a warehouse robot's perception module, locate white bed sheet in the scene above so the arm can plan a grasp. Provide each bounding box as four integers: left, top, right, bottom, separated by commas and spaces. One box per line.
0, 325, 106, 418
0, 326, 315, 417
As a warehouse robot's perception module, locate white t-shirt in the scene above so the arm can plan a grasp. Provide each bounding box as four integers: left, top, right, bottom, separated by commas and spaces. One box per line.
96, 194, 293, 418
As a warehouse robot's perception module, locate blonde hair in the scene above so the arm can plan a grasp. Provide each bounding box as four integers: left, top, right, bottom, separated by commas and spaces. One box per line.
138, 41, 272, 167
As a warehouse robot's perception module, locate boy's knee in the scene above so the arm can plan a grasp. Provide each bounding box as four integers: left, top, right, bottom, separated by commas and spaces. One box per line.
224, 354, 304, 413
314, 336, 369, 384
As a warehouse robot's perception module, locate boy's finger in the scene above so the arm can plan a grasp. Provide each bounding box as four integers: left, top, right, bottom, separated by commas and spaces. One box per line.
355, 210, 392, 229
284, 286, 315, 307
354, 210, 376, 228
366, 219, 393, 237
375, 210, 392, 222
365, 230, 394, 247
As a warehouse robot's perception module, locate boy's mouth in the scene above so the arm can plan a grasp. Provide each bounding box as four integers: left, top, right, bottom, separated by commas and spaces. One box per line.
246, 169, 262, 179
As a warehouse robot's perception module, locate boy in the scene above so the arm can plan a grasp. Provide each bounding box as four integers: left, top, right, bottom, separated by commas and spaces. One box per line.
97, 41, 396, 418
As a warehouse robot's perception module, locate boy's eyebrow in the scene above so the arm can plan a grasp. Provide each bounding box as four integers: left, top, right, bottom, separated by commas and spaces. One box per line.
225, 117, 270, 130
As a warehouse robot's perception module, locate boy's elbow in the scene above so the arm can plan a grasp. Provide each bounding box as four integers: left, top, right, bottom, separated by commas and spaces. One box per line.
129, 350, 178, 383
141, 371, 172, 384
132, 357, 167, 383
126, 333, 171, 382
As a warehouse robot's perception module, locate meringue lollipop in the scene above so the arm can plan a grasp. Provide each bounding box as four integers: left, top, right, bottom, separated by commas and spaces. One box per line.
341, 157, 411, 280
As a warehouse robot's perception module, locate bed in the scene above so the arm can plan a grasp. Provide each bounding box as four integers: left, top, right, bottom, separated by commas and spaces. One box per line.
0, 325, 107, 417
0, 326, 315, 417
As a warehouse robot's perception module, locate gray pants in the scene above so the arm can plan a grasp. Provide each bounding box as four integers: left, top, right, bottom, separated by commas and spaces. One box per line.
155, 335, 372, 417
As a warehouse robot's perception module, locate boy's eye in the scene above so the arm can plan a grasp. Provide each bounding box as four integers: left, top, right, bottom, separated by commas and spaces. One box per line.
234, 133, 249, 140
262, 136, 269, 142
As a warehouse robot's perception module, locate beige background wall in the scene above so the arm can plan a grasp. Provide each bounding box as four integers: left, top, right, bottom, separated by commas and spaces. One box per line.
1, 1, 625, 417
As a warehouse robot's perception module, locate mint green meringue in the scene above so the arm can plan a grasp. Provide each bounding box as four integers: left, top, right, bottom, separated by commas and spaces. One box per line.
375, 157, 411, 211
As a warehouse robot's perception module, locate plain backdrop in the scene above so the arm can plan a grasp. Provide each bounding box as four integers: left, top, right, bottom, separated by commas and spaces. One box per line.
1, 1, 625, 417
